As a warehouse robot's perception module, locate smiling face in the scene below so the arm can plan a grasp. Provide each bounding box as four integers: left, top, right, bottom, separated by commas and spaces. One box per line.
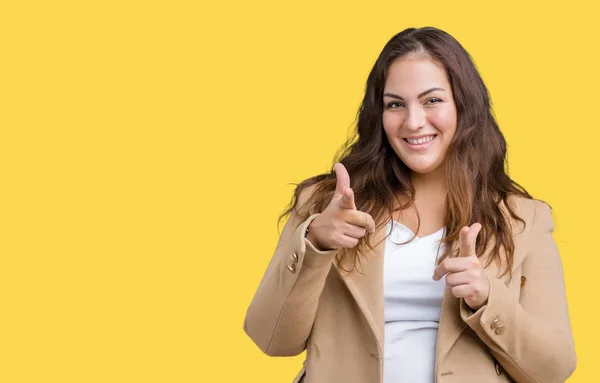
382, 57, 458, 176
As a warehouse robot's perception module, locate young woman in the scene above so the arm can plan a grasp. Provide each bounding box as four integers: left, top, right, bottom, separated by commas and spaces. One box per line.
243, 27, 576, 383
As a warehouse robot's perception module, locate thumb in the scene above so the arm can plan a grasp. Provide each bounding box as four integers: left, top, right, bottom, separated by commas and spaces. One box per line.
459, 223, 482, 257
333, 163, 350, 198
338, 186, 357, 210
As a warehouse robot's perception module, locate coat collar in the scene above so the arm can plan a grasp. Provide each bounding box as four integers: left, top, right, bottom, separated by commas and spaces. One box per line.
334, 201, 526, 365
335, 225, 466, 363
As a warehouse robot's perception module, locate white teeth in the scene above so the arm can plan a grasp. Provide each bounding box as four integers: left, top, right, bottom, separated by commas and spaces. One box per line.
406, 135, 435, 144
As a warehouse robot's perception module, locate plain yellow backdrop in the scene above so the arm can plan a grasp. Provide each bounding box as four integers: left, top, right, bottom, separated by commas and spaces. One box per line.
1, 0, 598, 382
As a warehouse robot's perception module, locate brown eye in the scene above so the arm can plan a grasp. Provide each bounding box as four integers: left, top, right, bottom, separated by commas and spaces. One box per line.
387, 102, 403, 109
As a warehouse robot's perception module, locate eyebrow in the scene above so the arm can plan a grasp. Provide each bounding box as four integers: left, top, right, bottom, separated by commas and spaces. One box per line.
383, 87, 446, 100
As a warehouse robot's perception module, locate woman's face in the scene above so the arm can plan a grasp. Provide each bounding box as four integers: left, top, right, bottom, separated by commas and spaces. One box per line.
382, 57, 457, 175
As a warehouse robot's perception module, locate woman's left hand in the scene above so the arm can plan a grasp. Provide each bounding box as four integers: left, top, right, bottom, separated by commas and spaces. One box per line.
432, 223, 490, 311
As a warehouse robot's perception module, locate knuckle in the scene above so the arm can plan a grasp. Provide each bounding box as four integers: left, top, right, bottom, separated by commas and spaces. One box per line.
342, 239, 354, 249
338, 210, 349, 222
332, 220, 342, 232
334, 235, 346, 248
330, 234, 341, 248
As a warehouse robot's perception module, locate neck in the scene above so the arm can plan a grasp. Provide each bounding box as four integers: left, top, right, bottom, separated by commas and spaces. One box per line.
410, 166, 447, 198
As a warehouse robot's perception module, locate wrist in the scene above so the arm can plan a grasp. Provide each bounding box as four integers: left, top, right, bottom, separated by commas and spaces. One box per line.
305, 225, 333, 251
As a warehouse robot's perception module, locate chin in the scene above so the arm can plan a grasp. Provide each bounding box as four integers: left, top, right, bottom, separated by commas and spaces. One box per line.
401, 158, 443, 175
408, 167, 437, 174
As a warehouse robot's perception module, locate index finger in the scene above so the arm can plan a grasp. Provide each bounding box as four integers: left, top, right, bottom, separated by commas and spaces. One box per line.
432, 257, 471, 280
345, 209, 376, 233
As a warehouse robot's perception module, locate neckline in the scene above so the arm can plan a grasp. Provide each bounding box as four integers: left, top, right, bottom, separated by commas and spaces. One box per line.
390, 220, 445, 240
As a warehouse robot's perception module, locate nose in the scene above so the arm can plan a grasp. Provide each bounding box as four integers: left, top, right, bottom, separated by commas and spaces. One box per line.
404, 105, 427, 131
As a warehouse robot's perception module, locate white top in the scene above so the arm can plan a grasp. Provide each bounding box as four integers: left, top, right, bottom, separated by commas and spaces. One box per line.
383, 220, 447, 383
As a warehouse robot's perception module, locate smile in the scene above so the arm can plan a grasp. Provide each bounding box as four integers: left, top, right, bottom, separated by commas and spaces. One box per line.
404, 135, 436, 145
402, 135, 438, 151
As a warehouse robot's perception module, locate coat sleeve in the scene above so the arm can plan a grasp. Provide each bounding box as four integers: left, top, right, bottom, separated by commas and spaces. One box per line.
243, 186, 339, 356
460, 199, 577, 382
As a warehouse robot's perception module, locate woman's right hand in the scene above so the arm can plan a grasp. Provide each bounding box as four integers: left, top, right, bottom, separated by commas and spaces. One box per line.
306, 163, 376, 251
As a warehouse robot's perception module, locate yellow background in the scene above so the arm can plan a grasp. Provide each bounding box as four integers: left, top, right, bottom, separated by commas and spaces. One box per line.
1, 0, 597, 381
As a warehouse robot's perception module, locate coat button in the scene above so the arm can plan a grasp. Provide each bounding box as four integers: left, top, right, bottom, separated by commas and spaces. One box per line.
286, 263, 297, 273
494, 324, 506, 335
490, 318, 500, 329
291, 252, 298, 263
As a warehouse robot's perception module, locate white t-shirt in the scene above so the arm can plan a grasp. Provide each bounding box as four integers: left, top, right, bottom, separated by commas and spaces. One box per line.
383, 220, 446, 383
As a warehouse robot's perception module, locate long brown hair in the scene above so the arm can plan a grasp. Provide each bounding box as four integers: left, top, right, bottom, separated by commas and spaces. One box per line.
279, 27, 534, 277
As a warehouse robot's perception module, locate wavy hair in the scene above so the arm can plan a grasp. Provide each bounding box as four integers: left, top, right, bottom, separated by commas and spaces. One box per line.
279, 27, 534, 278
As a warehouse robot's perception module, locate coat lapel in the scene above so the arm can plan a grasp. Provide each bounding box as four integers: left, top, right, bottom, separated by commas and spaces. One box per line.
434, 241, 514, 368
435, 199, 528, 368
435, 240, 468, 371
335, 225, 387, 352
334, 224, 468, 361
334, 201, 527, 365
334, 222, 467, 361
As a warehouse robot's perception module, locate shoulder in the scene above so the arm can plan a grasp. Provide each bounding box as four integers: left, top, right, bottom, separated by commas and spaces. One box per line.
297, 182, 320, 206
293, 177, 329, 216
504, 195, 554, 234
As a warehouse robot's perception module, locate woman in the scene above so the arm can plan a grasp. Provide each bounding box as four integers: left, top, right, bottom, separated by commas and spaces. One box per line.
243, 27, 576, 383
